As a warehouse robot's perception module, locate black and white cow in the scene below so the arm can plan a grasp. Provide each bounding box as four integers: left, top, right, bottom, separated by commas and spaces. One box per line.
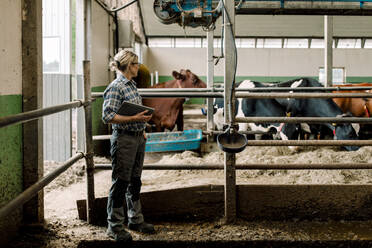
209, 80, 290, 140
205, 78, 360, 151
273, 78, 360, 151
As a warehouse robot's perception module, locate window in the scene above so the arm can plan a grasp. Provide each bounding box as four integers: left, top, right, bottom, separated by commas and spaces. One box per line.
148, 38, 174, 47
134, 42, 143, 63
239, 38, 255, 48
175, 38, 202, 48
256, 38, 264, 48
310, 39, 324, 48
319, 68, 345, 85
43, 37, 61, 73
264, 38, 282, 48
284, 39, 308, 48
337, 39, 361, 48
363, 39, 372, 48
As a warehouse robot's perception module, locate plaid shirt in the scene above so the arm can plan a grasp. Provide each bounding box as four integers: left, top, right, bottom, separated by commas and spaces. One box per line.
102, 74, 146, 131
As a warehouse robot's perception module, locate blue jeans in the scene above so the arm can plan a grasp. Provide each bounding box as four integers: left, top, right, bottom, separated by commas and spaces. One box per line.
107, 130, 146, 232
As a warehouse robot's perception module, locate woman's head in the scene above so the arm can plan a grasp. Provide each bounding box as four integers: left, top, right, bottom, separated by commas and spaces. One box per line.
109, 50, 139, 76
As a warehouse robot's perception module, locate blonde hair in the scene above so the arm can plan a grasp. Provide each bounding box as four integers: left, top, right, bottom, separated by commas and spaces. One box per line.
109, 50, 138, 72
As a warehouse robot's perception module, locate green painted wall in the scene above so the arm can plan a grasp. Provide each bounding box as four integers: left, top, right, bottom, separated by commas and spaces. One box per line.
0, 94, 23, 244
92, 86, 110, 156
346, 77, 372, 83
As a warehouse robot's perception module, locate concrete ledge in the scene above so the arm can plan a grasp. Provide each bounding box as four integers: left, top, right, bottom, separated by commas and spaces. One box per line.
77, 240, 372, 248
77, 184, 372, 226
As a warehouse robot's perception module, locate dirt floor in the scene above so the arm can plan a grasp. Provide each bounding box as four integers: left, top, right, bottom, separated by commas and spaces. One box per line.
7, 144, 372, 248
8, 107, 372, 247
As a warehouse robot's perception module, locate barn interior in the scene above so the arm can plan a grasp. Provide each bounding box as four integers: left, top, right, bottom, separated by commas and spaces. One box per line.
1, 0, 372, 247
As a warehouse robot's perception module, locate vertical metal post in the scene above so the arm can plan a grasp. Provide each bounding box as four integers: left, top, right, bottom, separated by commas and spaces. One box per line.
206, 30, 214, 141
21, 0, 44, 223
83, 0, 95, 224
324, 16, 333, 87
83, 61, 95, 224
223, 0, 236, 223
84, 0, 92, 61
155, 71, 159, 84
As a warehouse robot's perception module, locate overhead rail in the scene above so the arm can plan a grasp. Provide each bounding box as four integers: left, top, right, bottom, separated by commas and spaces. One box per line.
236, 0, 372, 15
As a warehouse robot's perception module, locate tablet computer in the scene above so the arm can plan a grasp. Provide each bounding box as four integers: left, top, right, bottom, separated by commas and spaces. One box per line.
116, 101, 154, 116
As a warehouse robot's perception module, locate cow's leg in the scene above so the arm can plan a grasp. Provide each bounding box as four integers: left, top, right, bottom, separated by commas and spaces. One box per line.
176, 106, 184, 131
154, 124, 164, 132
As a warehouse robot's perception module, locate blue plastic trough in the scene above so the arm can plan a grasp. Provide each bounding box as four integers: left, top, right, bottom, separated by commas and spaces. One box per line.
145, 129, 203, 152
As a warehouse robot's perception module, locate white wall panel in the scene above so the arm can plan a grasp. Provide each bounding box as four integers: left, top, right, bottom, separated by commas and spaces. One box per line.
0, 0, 22, 95
144, 47, 372, 78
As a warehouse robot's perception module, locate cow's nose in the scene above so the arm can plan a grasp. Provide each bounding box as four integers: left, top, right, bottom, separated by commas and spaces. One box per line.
268, 127, 277, 134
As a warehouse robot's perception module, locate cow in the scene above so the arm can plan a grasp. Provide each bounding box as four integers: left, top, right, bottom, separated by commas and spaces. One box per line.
209, 80, 290, 140
207, 78, 360, 151
332, 83, 372, 139
142, 69, 206, 132
273, 78, 360, 151
332, 83, 372, 117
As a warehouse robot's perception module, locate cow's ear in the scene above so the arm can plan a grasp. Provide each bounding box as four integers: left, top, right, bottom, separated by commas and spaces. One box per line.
172, 70, 186, 80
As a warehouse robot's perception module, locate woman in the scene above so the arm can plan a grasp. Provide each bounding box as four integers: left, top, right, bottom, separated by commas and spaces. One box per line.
102, 50, 154, 242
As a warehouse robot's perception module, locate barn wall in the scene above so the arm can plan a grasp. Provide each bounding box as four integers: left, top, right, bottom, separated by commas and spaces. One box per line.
76, 0, 114, 156
144, 47, 372, 83
0, 0, 24, 245
91, 2, 113, 156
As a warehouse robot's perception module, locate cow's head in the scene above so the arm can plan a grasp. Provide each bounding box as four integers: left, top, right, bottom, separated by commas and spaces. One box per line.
172, 69, 207, 88
331, 114, 360, 151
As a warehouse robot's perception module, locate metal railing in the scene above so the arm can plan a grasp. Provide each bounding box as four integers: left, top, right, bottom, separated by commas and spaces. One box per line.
1, 77, 372, 225
0, 61, 95, 223
0, 101, 85, 129
94, 162, 372, 170
0, 153, 84, 220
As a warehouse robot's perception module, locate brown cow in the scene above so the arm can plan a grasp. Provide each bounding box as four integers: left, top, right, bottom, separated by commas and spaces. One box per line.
333, 83, 372, 118
142, 69, 206, 132
333, 83, 372, 138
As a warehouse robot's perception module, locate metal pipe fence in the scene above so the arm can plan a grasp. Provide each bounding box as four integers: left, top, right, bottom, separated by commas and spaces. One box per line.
1, 80, 371, 224
0, 100, 85, 129
0, 153, 84, 220
133, 86, 372, 92
94, 162, 372, 170
92, 91, 372, 99
0, 84, 91, 222
235, 116, 372, 124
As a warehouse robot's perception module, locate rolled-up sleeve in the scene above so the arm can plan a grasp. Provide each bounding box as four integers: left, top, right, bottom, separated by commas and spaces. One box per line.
102, 85, 123, 124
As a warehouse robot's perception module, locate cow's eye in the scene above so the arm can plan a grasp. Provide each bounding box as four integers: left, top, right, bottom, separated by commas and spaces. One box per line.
213, 107, 217, 114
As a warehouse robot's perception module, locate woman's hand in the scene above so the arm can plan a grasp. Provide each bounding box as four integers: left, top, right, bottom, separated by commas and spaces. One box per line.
134, 110, 152, 122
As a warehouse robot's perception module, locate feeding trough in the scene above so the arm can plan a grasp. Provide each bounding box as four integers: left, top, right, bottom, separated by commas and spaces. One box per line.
217, 127, 248, 153
145, 129, 203, 152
